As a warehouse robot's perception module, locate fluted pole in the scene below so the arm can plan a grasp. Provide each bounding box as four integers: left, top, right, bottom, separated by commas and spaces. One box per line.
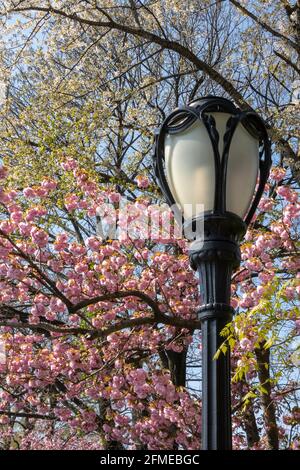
189, 214, 245, 450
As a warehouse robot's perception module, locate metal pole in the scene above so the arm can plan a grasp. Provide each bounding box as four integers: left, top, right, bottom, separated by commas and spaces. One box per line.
189, 214, 245, 450
200, 307, 233, 449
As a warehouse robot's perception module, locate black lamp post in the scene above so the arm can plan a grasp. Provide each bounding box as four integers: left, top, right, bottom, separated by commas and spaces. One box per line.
153, 96, 271, 450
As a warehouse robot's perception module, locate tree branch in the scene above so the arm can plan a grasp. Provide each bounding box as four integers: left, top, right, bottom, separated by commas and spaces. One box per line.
0, 410, 55, 420
229, 0, 300, 53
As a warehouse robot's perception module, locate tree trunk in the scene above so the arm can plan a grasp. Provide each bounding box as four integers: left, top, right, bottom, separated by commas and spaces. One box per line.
255, 343, 279, 450
243, 402, 260, 448
165, 348, 187, 387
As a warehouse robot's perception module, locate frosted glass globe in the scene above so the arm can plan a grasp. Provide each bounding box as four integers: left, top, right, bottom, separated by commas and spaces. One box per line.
164, 112, 259, 220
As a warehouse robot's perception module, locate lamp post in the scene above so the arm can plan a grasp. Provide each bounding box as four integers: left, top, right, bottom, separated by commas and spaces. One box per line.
153, 96, 271, 450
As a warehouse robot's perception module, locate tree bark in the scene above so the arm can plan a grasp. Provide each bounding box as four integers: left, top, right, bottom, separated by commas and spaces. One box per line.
243, 402, 260, 448
255, 343, 279, 450
165, 348, 187, 387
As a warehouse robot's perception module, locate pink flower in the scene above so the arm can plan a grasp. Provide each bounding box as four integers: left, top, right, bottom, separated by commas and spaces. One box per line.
49, 298, 66, 313
292, 440, 300, 450
112, 375, 125, 389
61, 159, 77, 171
103, 424, 111, 433
0, 220, 14, 234
54, 233, 69, 251
0, 263, 7, 276
26, 207, 46, 222
0, 166, 8, 179
244, 258, 263, 272
69, 314, 80, 325
30, 227, 49, 247
239, 293, 254, 309
136, 175, 150, 189
45, 311, 57, 321
258, 197, 274, 211
7, 190, 17, 200
35, 188, 49, 198
31, 303, 46, 316
10, 211, 23, 223
65, 194, 79, 211
75, 262, 88, 274
277, 186, 298, 202
92, 317, 103, 328
240, 338, 253, 351
68, 243, 86, 256
41, 179, 57, 191
74, 169, 88, 182
258, 271, 274, 283
109, 192, 120, 203
284, 287, 295, 300
17, 222, 31, 237
86, 236, 101, 251
270, 167, 286, 182
256, 285, 264, 296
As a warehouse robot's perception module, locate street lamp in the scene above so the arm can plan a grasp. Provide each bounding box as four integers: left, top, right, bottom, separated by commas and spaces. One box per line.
153, 96, 271, 450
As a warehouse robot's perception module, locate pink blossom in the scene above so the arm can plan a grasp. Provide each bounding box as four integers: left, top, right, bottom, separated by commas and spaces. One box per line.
256, 285, 264, 296
54, 233, 69, 251
292, 440, 300, 450
244, 232, 252, 242
270, 167, 286, 182
26, 207, 46, 222
239, 293, 254, 309
18, 222, 32, 236
65, 194, 79, 211
277, 186, 298, 202
23, 187, 37, 198
61, 159, 78, 171
68, 243, 86, 256
244, 258, 263, 272
86, 236, 101, 251
69, 314, 80, 325
284, 287, 295, 300
35, 187, 49, 198
41, 179, 57, 191
0, 263, 7, 276
136, 175, 150, 189
10, 211, 23, 223
74, 169, 89, 183
258, 197, 274, 211
240, 338, 253, 351
0, 220, 14, 234
49, 298, 66, 313
7, 190, 18, 200
258, 271, 275, 283
45, 311, 57, 321
0, 165, 8, 179
75, 262, 88, 274
294, 320, 300, 333
109, 192, 120, 203
31, 303, 46, 316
